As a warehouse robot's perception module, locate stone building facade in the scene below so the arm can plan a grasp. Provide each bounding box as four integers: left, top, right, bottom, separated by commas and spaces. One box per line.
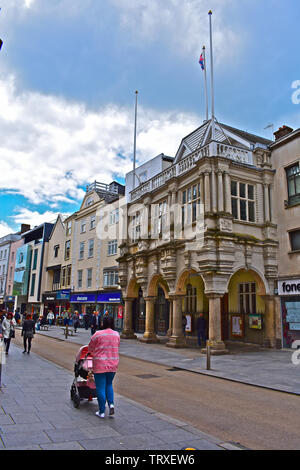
118, 119, 279, 353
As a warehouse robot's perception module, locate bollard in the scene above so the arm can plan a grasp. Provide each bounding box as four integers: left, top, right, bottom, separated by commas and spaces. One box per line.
65, 324, 69, 340
206, 340, 211, 370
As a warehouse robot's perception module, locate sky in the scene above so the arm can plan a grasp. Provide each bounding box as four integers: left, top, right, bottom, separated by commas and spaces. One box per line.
0, 0, 300, 236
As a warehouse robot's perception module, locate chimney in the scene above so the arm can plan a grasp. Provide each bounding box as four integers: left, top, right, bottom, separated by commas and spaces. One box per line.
274, 125, 294, 141
20, 224, 31, 234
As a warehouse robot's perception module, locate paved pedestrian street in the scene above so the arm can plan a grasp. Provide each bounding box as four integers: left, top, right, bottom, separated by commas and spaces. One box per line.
0, 344, 232, 451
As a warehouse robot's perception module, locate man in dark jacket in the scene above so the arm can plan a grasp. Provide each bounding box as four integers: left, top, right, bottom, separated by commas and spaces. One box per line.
197, 313, 207, 348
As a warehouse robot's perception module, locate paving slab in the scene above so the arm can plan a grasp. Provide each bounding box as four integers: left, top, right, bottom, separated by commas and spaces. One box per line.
0, 344, 229, 451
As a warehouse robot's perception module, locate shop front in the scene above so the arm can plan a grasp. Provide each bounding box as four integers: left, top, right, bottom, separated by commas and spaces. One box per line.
4, 296, 15, 312
96, 291, 123, 331
70, 293, 97, 316
278, 279, 300, 348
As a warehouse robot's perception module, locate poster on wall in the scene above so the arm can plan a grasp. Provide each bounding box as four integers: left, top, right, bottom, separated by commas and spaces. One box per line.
117, 306, 123, 319
231, 315, 244, 338
185, 314, 192, 333
249, 314, 263, 330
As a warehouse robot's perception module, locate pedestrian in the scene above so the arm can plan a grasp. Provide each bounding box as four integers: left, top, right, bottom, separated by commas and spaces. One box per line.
63, 310, 70, 327
1, 313, 16, 355
14, 311, 21, 325
73, 311, 80, 333
21, 314, 35, 354
84, 313, 90, 330
197, 313, 207, 348
88, 316, 120, 419
91, 311, 99, 335
47, 310, 54, 326
182, 315, 187, 337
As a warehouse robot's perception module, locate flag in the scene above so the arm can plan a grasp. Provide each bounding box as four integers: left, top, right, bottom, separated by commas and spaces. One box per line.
199, 53, 205, 70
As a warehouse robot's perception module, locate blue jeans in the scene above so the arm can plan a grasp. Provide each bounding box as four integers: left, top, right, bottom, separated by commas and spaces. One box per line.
94, 372, 115, 414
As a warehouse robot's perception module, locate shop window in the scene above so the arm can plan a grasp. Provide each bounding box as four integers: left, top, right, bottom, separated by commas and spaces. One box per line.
185, 284, 197, 313
289, 230, 300, 251
239, 283, 256, 314
286, 163, 300, 205
231, 181, 255, 222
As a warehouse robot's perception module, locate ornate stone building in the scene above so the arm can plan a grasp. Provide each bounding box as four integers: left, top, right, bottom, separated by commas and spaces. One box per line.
118, 119, 279, 353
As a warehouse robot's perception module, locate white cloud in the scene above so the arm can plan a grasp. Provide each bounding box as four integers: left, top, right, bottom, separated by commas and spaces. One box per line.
0, 221, 14, 237
10, 208, 70, 228
0, 75, 199, 205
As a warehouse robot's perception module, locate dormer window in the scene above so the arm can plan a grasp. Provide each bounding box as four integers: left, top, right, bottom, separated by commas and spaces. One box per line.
86, 197, 94, 207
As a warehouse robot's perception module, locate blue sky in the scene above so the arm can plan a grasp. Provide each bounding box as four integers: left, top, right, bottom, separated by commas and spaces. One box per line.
0, 0, 300, 235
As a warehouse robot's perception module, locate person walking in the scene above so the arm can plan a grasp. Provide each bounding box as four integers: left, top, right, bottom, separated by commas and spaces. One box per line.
91, 311, 99, 335
197, 313, 207, 348
47, 310, 54, 326
88, 316, 120, 419
73, 311, 80, 333
84, 313, 90, 330
21, 314, 35, 354
1, 313, 16, 355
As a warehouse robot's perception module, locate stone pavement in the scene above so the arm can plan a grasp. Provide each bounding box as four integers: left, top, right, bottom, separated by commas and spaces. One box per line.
34, 326, 300, 396
0, 342, 234, 451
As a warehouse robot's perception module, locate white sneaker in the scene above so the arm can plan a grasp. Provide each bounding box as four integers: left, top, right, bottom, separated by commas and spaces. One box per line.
95, 411, 105, 419
109, 404, 115, 416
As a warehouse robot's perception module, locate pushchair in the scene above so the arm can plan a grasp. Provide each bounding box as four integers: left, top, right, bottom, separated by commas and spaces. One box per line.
70, 345, 97, 408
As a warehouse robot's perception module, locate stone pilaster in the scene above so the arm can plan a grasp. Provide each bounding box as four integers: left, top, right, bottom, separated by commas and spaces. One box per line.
121, 298, 137, 339
166, 296, 186, 348
140, 297, 159, 343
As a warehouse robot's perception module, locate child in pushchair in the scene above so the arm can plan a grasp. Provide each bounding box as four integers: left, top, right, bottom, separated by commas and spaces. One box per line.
70, 345, 97, 408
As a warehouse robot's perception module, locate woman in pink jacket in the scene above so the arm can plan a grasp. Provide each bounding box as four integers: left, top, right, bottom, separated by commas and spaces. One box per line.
88, 316, 120, 419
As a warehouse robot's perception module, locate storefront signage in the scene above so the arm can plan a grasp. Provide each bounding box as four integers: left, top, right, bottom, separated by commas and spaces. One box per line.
97, 292, 122, 303
249, 314, 263, 330
278, 280, 300, 296
57, 289, 70, 300
70, 294, 96, 303
43, 294, 57, 302
5, 296, 15, 302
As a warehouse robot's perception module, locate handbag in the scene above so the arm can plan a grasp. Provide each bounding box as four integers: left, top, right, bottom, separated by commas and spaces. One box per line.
9, 329, 15, 339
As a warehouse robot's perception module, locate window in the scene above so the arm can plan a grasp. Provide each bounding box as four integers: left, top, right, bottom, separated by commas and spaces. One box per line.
66, 265, 71, 286
290, 230, 300, 251
108, 240, 118, 256
61, 267, 67, 287
185, 284, 197, 313
0, 251, 2, 260
65, 240, 71, 260
88, 239, 94, 258
80, 220, 86, 233
286, 164, 300, 205
4, 250, 7, 259
32, 249, 38, 270
66, 221, 72, 236
109, 209, 119, 225
30, 274, 36, 297
79, 242, 85, 260
131, 212, 141, 242
103, 270, 119, 287
54, 245, 59, 258
239, 283, 256, 314
231, 181, 255, 222
9, 266, 13, 281
11, 252, 14, 262
87, 268, 93, 288
181, 184, 201, 228
86, 197, 94, 207
152, 200, 168, 236
77, 270, 83, 288
90, 215, 96, 230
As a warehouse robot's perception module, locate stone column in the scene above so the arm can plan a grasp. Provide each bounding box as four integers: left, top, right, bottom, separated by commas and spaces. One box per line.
121, 298, 137, 339
140, 297, 159, 343
202, 294, 228, 355
263, 295, 276, 348
211, 170, 217, 213
166, 295, 186, 348
217, 170, 224, 213
167, 298, 173, 336
264, 184, 270, 222
204, 171, 211, 213
224, 172, 231, 214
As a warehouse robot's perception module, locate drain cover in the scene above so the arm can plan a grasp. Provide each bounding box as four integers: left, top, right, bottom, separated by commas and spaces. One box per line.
135, 374, 160, 379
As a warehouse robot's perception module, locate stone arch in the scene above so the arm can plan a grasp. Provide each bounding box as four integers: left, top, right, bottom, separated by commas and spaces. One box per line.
126, 278, 140, 298
227, 267, 269, 296
147, 274, 170, 299
175, 269, 204, 295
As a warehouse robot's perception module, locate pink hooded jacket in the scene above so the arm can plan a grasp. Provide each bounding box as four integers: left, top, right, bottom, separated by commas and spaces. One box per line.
88, 328, 120, 374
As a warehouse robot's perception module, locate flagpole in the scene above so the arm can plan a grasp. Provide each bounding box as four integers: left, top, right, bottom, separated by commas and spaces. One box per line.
202, 46, 209, 121
208, 10, 215, 140
133, 90, 138, 190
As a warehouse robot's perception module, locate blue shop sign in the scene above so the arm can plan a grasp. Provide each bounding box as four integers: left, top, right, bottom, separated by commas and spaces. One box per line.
70, 293, 96, 303
97, 292, 122, 303
57, 289, 71, 300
